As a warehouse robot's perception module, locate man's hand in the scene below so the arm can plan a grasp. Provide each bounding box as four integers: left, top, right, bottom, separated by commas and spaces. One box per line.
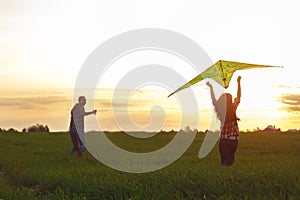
93, 110, 97, 115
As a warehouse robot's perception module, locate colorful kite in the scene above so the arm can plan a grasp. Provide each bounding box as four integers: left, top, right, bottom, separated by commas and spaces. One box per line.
168, 60, 281, 97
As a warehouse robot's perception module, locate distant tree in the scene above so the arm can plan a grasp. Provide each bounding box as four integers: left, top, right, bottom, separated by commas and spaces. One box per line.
28, 125, 37, 132
27, 124, 50, 133
262, 125, 281, 132
168, 129, 176, 134
0, 128, 3, 132
253, 127, 261, 132
8, 128, 18, 133
45, 125, 49, 132
22, 128, 27, 133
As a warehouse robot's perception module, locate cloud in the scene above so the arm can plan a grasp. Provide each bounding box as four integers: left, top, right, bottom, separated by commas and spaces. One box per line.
279, 94, 300, 113
0, 96, 71, 110
273, 85, 300, 89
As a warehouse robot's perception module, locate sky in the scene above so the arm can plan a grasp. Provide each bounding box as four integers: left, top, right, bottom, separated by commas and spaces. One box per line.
1, 0, 300, 132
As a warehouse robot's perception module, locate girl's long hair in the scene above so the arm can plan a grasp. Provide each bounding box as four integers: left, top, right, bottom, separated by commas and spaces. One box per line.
215, 93, 239, 124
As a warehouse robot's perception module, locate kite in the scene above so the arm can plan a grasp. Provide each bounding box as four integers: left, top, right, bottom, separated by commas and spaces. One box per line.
168, 60, 281, 97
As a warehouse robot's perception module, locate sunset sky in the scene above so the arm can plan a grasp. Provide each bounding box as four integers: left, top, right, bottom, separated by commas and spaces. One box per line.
1, 0, 299, 132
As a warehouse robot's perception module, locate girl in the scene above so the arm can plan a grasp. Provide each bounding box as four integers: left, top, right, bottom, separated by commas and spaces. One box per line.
206, 76, 241, 166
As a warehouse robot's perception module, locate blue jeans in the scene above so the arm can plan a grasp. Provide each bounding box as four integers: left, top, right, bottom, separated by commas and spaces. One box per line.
69, 127, 85, 155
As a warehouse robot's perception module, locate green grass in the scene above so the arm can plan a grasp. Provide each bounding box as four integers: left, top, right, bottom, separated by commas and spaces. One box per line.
0, 132, 299, 199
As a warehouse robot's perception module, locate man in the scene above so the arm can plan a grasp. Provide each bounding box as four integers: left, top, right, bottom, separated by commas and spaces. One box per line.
69, 96, 97, 156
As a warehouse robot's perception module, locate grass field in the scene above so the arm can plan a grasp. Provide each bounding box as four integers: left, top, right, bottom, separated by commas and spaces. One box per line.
0, 131, 299, 199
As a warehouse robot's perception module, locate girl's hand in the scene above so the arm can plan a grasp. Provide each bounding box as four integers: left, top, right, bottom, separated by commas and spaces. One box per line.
206, 82, 212, 88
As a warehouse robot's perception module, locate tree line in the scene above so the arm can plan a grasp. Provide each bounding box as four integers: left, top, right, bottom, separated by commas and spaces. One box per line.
0, 124, 50, 133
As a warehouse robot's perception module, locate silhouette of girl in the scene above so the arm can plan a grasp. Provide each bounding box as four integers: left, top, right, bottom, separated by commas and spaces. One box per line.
206, 76, 241, 166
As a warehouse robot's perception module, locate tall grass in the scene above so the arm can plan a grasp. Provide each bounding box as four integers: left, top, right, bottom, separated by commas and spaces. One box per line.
0, 132, 299, 199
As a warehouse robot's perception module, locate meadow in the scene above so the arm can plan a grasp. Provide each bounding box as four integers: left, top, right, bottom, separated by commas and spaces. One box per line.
0, 131, 299, 200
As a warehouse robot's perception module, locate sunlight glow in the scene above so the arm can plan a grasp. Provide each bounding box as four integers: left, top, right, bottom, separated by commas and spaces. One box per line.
0, 1, 299, 131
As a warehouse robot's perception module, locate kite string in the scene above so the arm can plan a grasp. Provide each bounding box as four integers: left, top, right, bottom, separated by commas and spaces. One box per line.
193, 83, 206, 87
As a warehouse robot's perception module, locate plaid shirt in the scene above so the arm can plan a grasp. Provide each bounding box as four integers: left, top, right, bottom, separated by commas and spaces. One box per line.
220, 97, 240, 139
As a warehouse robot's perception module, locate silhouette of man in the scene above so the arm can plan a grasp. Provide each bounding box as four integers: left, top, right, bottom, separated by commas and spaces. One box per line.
69, 96, 96, 156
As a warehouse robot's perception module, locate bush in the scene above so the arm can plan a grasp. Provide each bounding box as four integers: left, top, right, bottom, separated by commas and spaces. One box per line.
27, 124, 50, 133
7, 128, 18, 133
